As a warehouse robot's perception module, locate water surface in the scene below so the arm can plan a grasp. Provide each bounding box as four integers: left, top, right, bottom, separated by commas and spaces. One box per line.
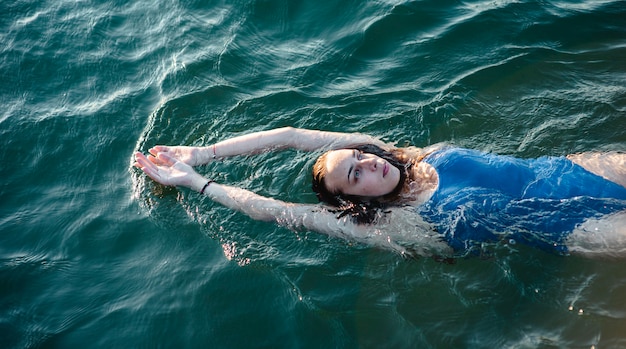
2, 0, 626, 347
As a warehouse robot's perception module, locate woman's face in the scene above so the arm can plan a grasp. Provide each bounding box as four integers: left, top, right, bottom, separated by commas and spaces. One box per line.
322, 149, 401, 198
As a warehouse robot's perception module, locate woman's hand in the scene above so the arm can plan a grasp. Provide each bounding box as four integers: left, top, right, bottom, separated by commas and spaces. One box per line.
149, 145, 205, 166
134, 151, 206, 189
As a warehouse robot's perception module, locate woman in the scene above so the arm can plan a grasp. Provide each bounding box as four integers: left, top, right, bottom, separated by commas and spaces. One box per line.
134, 127, 626, 258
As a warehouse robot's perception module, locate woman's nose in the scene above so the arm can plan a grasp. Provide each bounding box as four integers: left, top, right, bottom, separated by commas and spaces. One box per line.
360, 157, 378, 171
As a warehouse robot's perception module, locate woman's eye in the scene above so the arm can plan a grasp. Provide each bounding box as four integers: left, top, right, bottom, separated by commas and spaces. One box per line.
354, 170, 360, 179
357, 152, 362, 160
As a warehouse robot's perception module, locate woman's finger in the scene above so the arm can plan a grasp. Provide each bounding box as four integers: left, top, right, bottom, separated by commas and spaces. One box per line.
142, 166, 159, 180
135, 152, 151, 168
149, 146, 167, 156
147, 152, 170, 166
157, 152, 177, 166
152, 145, 167, 151
147, 155, 161, 165
143, 166, 164, 183
136, 152, 163, 173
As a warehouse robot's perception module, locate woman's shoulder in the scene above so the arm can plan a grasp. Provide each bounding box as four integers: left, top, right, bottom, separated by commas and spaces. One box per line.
394, 142, 451, 162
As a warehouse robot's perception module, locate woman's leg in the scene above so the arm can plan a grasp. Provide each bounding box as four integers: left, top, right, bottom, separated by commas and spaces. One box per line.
565, 152, 626, 258
567, 152, 626, 188
567, 210, 626, 259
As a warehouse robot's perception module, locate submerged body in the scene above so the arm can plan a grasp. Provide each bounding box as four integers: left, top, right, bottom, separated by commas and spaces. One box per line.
419, 148, 626, 254
134, 127, 626, 259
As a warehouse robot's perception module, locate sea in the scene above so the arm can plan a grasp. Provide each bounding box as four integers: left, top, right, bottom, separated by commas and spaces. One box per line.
2, 0, 626, 347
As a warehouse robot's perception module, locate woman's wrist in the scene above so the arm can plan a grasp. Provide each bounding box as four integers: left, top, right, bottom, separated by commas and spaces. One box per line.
198, 143, 219, 164
189, 175, 212, 192
199, 180, 214, 195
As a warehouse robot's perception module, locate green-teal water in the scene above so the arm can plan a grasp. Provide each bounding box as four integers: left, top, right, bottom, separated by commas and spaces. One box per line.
2, 0, 626, 347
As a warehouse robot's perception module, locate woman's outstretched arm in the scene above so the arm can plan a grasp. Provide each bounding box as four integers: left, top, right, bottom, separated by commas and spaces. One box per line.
134, 151, 347, 226
150, 126, 390, 166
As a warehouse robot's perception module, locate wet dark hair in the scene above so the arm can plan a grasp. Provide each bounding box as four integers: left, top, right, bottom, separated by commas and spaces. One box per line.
311, 144, 411, 224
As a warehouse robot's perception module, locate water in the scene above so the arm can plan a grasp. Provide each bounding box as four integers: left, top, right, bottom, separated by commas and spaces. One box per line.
2, 0, 626, 347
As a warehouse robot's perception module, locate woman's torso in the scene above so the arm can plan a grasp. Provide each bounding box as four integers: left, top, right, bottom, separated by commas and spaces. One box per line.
415, 147, 626, 254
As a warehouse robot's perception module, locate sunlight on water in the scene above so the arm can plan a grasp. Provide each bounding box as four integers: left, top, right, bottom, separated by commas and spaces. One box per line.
221, 242, 252, 266
550, 0, 617, 12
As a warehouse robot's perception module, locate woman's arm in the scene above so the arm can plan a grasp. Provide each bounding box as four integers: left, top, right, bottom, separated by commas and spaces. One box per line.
134, 151, 363, 237
150, 126, 390, 166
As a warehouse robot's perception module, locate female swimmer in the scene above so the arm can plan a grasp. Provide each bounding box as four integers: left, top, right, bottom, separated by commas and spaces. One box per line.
134, 127, 626, 258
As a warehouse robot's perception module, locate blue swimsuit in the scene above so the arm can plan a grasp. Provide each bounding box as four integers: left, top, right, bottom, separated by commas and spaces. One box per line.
419, 148, 626, 254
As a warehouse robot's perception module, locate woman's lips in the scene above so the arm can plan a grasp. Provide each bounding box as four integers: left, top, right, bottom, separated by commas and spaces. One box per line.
383, 162, 389, 177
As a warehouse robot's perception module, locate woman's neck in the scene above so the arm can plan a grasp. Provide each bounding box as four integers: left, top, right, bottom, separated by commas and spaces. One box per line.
400, 161, 439, 205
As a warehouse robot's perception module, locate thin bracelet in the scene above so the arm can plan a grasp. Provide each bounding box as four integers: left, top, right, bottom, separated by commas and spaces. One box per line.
212, 144, 217, 159
200, 180, 214, 195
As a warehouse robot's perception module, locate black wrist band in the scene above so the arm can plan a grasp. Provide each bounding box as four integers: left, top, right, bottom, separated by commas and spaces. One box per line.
200, 180, 214, 195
